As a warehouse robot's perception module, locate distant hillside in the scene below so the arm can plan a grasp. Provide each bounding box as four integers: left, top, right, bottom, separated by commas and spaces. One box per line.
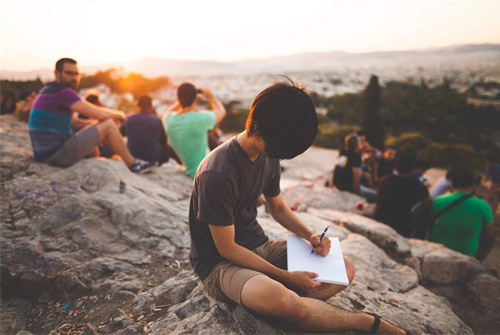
2, 43, 500, 80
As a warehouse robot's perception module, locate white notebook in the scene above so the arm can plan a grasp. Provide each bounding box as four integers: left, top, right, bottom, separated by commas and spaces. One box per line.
287, 234, 349, 286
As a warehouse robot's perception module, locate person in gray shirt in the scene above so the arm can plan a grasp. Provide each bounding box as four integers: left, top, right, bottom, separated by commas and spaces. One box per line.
189, 79, 406, 334
430, 171, 453, 199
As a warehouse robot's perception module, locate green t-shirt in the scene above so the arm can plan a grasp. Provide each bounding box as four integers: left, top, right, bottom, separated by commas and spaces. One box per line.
430, 192, 493, 257
164, 111, 216, 178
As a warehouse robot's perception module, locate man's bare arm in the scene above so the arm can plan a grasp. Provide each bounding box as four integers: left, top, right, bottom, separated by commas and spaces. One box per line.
265, 193, 331, 257
71, 115, 97, 131
209, 224, 321, 294
200, 88, 226, 125
163, 101, 181, 116
70, 100, 126, 122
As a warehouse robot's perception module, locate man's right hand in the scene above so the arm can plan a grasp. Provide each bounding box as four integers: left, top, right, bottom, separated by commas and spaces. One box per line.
113, 111, 127, 123
284, 271, 322, 294
199, 88, 214, 99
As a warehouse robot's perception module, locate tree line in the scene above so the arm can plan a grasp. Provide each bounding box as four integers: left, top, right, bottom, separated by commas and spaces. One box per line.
312, 75, 500, 172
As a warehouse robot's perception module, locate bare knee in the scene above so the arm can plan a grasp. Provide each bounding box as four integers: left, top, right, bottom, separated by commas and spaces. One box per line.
242, 277, 306, 322
95, 118, 116, 136
271, 293, 307, 322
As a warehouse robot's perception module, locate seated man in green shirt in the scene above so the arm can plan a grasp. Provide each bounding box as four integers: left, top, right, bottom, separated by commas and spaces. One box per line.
430, 172, 497, 260
162, 83, 226, 178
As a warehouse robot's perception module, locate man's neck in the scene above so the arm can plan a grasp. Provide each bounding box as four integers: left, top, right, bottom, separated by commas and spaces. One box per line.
178, 103, 197, 114
236, 131, 260, 162
54, 80, 72, 89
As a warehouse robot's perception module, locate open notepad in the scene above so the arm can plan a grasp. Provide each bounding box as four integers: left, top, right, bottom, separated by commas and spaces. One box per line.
287, 234, 349, 286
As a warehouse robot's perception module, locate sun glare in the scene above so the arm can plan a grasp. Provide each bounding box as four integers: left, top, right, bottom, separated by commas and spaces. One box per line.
1, 0, 500, 71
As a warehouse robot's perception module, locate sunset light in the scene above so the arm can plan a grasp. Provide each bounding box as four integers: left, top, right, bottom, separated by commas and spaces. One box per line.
2, 1, 500, 335
1, 0, 500, 71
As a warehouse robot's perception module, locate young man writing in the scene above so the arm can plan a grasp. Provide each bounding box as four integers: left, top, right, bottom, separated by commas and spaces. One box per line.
189, 79, 406, 334
29, 58, 156, 173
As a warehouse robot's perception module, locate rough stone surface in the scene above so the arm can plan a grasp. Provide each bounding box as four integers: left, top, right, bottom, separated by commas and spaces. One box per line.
1, 115, 498, 334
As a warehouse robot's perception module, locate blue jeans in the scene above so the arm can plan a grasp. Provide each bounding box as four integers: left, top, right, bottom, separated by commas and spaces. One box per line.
360, 185, 377, 203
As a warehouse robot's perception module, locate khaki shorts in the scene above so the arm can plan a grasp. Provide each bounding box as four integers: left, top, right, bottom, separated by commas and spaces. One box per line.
45, 125, 100, 167
202, 240, 287, 305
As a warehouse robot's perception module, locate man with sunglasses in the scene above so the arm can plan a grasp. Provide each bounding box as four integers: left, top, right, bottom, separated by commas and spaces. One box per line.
29, 58, 156, 173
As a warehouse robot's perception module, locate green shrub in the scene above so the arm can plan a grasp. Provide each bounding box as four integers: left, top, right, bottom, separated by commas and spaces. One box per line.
314, 124, 360, 149
385, 132, 432, 158
386, 132, 487, 172
219, 107, 249, 133
418, 142, 486, 173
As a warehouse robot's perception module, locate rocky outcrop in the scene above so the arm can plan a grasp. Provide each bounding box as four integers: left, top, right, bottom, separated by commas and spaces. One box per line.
1, 115, 498, 334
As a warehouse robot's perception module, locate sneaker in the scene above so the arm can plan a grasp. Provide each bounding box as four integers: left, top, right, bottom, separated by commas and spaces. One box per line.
129, 159, 158, 174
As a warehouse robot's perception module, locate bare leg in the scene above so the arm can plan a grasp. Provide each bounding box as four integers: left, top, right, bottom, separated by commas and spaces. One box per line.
95, 119, 134, 166
241, 274, 405, 334
86, 146, 100, 158
307, 256, 355, 301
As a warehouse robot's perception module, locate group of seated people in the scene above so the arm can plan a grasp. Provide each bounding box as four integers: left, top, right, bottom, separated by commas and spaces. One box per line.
23, 57, 499, 332
330, 132, 497, 262
24, 57, 498, 266
26, 62, 413, 333
1, 90, 37, 122
27, 57, 226, 177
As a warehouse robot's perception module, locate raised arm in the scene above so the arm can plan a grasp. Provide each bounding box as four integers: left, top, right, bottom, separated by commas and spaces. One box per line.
70, 100, 126, 122
199, 88, 226, 125
265, 193, 331, 257
209, 224, 321, 294
163, 100, 181, 115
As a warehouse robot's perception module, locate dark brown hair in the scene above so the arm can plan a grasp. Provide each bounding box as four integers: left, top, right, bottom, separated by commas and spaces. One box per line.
246, 78, 317, 159
55, 58, 77, 72
177, 83, 197, 107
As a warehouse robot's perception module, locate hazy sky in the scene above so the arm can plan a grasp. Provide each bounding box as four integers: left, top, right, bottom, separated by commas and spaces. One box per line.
1, 0, 500, 71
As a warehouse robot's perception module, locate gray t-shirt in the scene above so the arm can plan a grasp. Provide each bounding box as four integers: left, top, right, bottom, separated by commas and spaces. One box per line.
430, 177, 452, 199
189, 136, 281, 280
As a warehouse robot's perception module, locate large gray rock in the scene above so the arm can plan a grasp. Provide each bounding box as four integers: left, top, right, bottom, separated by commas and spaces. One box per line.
308, 208, 412, 261
281, 184, 365, 212
0, 115, 497, 334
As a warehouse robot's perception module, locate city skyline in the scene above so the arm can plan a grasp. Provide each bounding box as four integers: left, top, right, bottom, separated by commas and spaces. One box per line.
1, 0, 500, 72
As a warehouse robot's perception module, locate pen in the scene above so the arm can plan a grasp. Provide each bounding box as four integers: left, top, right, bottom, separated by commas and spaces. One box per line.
309, 226, 329, 257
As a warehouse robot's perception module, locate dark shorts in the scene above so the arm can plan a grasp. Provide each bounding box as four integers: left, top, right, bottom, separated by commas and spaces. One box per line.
202, 240, 287, 305
45, 125, 100, 167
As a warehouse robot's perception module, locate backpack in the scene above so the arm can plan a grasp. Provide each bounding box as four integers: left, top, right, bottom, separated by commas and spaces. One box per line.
410, 193, 473, 240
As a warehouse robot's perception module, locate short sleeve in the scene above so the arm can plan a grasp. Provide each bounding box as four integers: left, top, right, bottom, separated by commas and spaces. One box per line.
480, 199, 494, 224
59, 88, 82, 107
263, 160, 281, 197
198, 111, 216, 131
196, 171, 236, 226
351, 153, 362, 168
